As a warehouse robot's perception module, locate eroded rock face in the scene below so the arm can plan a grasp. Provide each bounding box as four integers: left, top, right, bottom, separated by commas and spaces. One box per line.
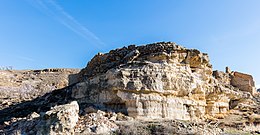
72, 42, 252, 121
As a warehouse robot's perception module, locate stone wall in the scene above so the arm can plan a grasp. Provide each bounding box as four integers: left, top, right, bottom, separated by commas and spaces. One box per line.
231, 72, 256, 95
213, 69, 256, 96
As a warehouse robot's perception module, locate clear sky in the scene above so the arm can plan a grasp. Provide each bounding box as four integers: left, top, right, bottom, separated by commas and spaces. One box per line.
1, 0, 260, 85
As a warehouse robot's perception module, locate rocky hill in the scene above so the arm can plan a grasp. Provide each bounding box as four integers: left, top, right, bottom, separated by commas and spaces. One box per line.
0, 68, 80, 110
0, 42, 259, 135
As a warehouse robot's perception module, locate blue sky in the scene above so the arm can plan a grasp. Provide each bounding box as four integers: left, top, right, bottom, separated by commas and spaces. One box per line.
1, 0, 260, 85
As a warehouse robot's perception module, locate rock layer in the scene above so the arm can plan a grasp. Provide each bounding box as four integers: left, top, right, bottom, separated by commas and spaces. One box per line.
72, 42, 255, 120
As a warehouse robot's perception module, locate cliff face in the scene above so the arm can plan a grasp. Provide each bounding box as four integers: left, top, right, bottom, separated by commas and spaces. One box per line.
71, 42, 256, 120
0, 42, 259, 134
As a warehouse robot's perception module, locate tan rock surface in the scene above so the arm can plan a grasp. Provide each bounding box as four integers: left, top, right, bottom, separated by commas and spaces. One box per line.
72, 42, 256, 121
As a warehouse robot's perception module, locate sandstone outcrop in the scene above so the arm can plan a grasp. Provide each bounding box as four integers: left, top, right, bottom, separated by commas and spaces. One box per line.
0, 42, 259, 134
73, 42, 212, 120
72, 42, 255, 121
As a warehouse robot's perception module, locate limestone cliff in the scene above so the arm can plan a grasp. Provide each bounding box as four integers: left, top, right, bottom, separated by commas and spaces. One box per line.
72, 42, 256, 121
0, 42, 259, 134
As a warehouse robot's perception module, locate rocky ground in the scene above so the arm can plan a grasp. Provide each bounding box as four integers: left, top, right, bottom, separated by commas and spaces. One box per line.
0, 100, 224, 135
0, 42, 260, 135
1, 99, 260, 135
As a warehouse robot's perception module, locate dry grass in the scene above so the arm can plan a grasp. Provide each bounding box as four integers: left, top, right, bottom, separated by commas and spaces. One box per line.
114, 120, 222, 135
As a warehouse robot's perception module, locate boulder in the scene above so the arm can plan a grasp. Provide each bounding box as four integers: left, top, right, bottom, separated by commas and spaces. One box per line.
36, 101, 79, 135
1, 101, 79, 135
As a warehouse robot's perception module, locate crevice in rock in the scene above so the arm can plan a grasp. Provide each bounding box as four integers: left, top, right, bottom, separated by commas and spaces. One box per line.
103, 96, 128, 115
229, 99, 239, 110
